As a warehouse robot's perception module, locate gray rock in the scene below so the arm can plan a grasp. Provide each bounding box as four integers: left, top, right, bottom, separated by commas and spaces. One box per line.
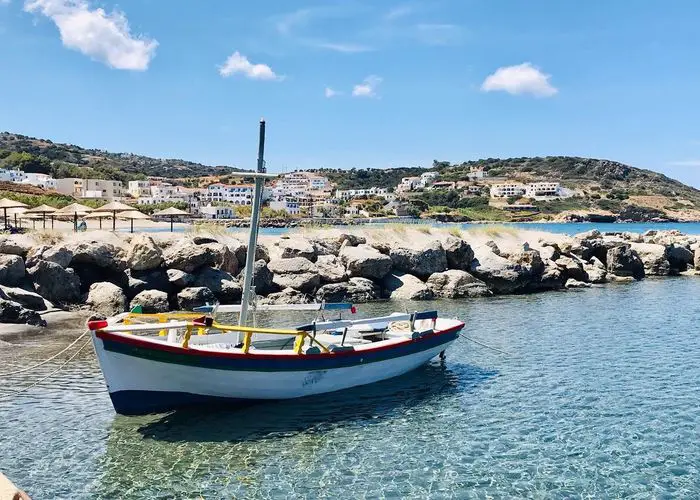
532, 260, 566, 291
555, 256, 588, 282
66, 240, 122, 269
279, 239, 317, 262
200, 243, 239, 275
86, 282, 127, 316
26, 244, 73, 268
167, 269, 195, 288
339, 244, 392, 280
565, 278, 592, 289
250, 260, 274, 294
575, 229, 602, 241
316, 255, 347, 284
695, 247, 700, 271
27, 261, 81, 304
125, 269, 171, 299
485, 240, 501, 256
260, 287, 312, 305
130, 290, 169, 313
606, 245, 644, 280
0, 299, 46, 326
309, 237, 342, 256
338, 233, 366, 247
666, 244, 694, 272
583, 263, 607, 284
233, 242, 270, 266
126, 234, 163, 271
390, 241, 448, 278
268, 257, 320, 293
470, 245, 532, 294
0, 285, 48, 311
0, 254, 25, 286
538, 245, 560, 262
508, 250, 545, 275
316, 277, 380, 303
0, 237, 31, 257
382, 272, 433, 300
193, 267, 242, 303
163, 241, 219, 273
629, 242, 670, 276
191, 236, 219, 245
177, 287, 216, 310
426, 270, 491, 298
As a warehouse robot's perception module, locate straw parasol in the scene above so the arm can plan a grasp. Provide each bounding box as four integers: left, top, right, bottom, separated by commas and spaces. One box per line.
20, 213, 43, 230
84, 211, 113, 230
99, 201, 134, 230
53, 203, 94, 231
0, 198, 28, 229
25, 204, 58, 230
5, 207, 28, 229
117, 210, 151, 233
151, 206, 189, 232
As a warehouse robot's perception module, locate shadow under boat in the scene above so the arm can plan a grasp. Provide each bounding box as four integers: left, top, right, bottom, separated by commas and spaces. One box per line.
131, 361, 497, 444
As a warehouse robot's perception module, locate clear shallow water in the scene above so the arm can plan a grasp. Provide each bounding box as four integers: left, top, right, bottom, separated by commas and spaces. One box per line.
2, 279, 700, 498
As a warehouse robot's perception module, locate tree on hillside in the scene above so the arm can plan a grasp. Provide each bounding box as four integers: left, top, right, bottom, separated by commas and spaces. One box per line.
2, 152, 51, 173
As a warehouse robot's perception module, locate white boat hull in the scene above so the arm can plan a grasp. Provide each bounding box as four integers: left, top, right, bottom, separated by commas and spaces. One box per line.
91, 319, 464, 415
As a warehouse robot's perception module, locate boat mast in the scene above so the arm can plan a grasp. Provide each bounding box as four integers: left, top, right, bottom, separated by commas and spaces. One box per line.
239, 119, 266, 327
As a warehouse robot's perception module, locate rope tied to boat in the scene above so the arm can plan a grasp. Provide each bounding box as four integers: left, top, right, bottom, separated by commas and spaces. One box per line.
458, 334, 511, 356
0, 329, 89, 377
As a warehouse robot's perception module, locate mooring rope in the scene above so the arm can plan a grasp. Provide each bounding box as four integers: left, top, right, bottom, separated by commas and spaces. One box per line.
458, 334, 511, 356
0, 330, 89, 377
0, 337, 92, 400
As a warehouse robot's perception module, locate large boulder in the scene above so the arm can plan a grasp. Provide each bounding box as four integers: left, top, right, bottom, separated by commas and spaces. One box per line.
163, 241, 219, 273
86, 282, 127, 316
200, 243, 239, 275
606, 245, 644, 280
508, 249, 545, 276
0, 299, 46, 326
0, 285, 48, 311
382, 272, 433, 300
390, 241, 448, 278
426, 270, 491, 298
279, 239, 317, 262
339, 244, 392, 280
66, 241, 122, 269
177, 287, 216, 310
470, 245, 533, 294
233, 242, 270, 266
250, 260, 274, 294
531, 260, 566, 291
193, 267, 242, 303
129, 290, 169, 313
25, 244, 73, 268
629, 243, 670, 276
695, 248, 700, 271
316, 255, 347, 284
0, 255, 25, 286
268, 257, 320, 293
583, 259, 607, 284
443, 236, 474, 271
27, 261, 81, 304
125, 268, 171, 299
167, 269, 195, 289
316, 277, 380, 303
260, 287, 312, 305
554, 256, 588, 282
565, 278, 592, 289
666, 244, 694, 272
338, 233, 366, 247
0, 237, 31, 257
73, 264, 128, 294
126, 234, 163, 271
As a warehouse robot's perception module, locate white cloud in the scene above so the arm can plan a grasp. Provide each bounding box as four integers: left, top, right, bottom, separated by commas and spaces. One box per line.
481, 62, 558, 97
352, 75, 382, 98
385, 5, 414, 20
325, 87, 341, 98
668, 160, 700, 167
414, 23, 462, 46
311, 41, 372, 53
218, 51, 281, 81
24, 0, 157, 71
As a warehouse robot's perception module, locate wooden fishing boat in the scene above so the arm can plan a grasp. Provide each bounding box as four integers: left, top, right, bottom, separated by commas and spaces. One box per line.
89, 120, 464, 415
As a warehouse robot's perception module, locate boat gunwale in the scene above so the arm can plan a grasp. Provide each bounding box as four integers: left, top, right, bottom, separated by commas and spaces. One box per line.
93, 321, 465, 361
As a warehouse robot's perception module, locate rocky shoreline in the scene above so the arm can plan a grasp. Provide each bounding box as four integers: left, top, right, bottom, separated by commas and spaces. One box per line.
0, 227, 698, 326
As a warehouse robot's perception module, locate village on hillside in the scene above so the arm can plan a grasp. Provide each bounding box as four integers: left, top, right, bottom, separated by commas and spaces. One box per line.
0, 164, 575, 221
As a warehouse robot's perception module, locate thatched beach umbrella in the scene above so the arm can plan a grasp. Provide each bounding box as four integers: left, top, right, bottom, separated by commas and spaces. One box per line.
84, 211, 113, 230
25, 204, 58, 230
54, 203, 94, 231
117, 210, 151, 233
20, 213, 43, 230
151, 206, 189, 232
6, 207, 28, 229
99, 201, 134, 231
0, 198, 28, 229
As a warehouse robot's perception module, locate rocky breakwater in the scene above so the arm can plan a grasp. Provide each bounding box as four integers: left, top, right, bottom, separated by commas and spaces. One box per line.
0, 228, 699, 326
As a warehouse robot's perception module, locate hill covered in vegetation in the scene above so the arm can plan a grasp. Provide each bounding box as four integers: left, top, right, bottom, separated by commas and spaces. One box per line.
0, 132, 239, 182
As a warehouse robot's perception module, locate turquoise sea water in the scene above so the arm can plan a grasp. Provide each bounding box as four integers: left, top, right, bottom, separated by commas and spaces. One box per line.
1, 278, 700, 498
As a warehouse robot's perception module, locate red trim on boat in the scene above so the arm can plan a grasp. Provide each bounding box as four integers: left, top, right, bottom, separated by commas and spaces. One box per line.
94, 322, 465, 361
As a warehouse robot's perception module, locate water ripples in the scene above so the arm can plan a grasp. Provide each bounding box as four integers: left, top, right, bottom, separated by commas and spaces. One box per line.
1, 278, 700, 498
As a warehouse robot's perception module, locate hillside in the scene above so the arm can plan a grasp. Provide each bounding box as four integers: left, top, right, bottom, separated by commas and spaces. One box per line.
0, 132, 239, 182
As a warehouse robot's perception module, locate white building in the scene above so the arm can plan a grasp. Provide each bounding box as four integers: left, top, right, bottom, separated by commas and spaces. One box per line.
55, 178, 124, 199
467, 166, 486, 180
279, 172, 330, 193
490, 183, 527, 198
334, 187, 389, 200
525, 182, 561, 198
269, 197, 301, 215
396, 177, 420, 193
21, 173, 57, 190
418, 172, 439, 188
128, 180, 151, 198
203, 183, 255, 205
200, 205, 234, 219
0, 169, 26, 183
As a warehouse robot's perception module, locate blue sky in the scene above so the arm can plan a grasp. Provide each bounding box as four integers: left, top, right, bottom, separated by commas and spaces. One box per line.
2, 1, 700, 187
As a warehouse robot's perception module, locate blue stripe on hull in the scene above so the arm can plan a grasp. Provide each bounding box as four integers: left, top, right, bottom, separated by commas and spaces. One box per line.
110, 390, 260, 415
